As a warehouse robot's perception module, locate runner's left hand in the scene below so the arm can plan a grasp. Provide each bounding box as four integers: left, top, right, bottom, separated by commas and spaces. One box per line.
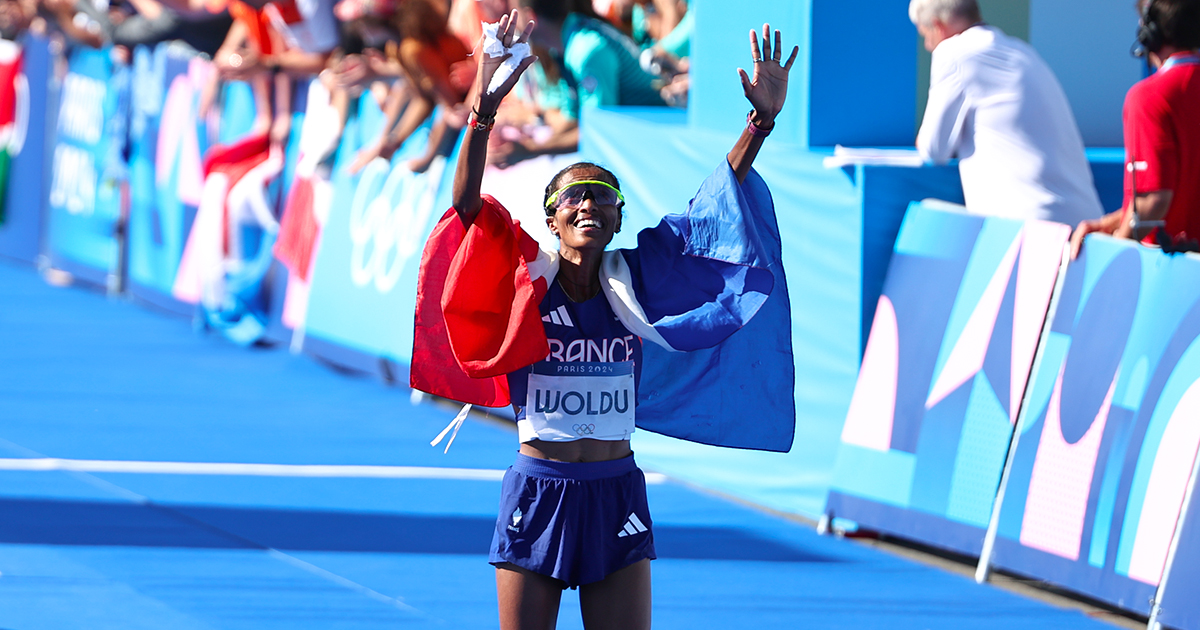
739, 24, 798, 127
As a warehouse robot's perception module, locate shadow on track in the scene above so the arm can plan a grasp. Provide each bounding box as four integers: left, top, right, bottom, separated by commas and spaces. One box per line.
0, 497, 841, 563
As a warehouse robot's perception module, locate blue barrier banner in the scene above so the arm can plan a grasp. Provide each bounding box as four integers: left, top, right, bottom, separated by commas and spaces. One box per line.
301, 94, 445, 364
127, 44, 206, 308
989, 238, 1200, 616
0, 35, 50, 264
45, 47, 125, 281
826, 203, 1069, 555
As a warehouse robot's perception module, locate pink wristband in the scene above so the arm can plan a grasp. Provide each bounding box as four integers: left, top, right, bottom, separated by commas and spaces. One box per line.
746, 110, 773, 137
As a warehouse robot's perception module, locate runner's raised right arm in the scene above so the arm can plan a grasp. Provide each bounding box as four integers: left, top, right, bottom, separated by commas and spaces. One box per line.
452, 11, 537, 226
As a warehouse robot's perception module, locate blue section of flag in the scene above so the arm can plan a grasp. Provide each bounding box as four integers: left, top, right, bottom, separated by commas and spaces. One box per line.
628, 164, 795, 452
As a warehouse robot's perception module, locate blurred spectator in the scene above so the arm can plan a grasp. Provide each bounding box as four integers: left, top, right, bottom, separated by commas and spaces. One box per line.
106, 0, 233, 56
214, 0, 337, 79
911, 0, 1103, 226
39, 0, 114, 48
490, 0, 665, 167
331, 0, 397, 80
209, 0, 337, 146
1071, 0, 1200, 255
446, 0, 508, 50
0, 0, 36, 40
349, 0, 474, 173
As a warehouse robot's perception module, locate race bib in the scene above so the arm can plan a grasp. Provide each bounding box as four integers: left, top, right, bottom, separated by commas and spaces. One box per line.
521, 361, 635, 441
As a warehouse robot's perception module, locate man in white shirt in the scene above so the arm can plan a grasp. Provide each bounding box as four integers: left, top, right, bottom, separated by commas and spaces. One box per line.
911, 0, 1103, 226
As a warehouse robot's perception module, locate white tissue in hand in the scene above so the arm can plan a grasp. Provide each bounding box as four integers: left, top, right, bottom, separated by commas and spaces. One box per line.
481, 21, 532, 95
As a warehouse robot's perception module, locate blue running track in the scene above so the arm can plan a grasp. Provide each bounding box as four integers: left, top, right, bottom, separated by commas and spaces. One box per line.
0, 258, 1123, 629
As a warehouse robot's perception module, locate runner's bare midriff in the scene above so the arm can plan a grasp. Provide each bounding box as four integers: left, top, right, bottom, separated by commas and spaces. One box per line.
520, 438, 633, 463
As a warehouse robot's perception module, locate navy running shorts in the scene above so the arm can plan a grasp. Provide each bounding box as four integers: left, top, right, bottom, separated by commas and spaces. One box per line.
489, 453, 656, 588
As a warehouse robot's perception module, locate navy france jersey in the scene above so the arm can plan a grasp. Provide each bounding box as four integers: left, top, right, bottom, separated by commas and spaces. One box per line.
507, 278, 644, 429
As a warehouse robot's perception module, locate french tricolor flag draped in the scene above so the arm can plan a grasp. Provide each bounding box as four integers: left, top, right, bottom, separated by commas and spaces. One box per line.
412, 162, 796, 452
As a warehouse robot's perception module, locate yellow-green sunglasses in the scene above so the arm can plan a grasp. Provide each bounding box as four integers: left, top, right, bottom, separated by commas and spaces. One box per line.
545, 180, 625, 210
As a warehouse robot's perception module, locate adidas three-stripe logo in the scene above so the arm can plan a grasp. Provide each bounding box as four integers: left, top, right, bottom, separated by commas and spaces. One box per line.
617, 513, 648, 538
542, 305, 574, 327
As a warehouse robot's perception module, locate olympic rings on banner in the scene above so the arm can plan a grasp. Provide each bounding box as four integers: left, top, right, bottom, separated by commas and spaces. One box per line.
347, 156, 446, 294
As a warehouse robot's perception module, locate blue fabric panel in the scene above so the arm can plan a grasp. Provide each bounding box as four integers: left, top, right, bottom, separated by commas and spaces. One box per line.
633, 166, 795, 452
621, 165, 775, 352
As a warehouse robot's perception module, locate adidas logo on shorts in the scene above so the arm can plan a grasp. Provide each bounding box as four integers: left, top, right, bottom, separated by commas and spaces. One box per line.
617, 512, 648, 538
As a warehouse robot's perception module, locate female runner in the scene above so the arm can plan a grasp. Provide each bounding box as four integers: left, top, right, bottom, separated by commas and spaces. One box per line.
413, 11, 797, 630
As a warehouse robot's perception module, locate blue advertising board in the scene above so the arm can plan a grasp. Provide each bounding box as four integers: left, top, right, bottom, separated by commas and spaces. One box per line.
987, 238, 1200, 616
826, 203, 1069, 555
0, 35, 51, 264
44, 47, 126, 284
126, 44, 206, 311
301, 94, 447, 370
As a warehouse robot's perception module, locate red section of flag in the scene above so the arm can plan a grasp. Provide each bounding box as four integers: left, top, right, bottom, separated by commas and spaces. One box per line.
411, 196, 549, 407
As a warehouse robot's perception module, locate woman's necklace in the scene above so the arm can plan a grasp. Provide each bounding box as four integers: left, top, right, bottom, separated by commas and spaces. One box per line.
557, 273, 601, 302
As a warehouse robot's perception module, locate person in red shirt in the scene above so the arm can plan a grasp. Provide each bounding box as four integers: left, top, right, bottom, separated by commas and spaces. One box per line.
1071, 0, 1200, 256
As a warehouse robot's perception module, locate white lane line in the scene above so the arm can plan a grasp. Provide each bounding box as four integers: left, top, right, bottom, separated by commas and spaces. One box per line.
0, 458, 505, 480
0, 458, 668, 483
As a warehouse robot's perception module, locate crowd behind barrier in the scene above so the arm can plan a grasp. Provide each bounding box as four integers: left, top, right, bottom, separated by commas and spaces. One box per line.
0, 15, 1192, 628
829, 201, 1200, 628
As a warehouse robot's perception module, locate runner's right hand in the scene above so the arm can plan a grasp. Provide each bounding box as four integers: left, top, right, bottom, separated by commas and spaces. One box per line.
474, 10, 537, 115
